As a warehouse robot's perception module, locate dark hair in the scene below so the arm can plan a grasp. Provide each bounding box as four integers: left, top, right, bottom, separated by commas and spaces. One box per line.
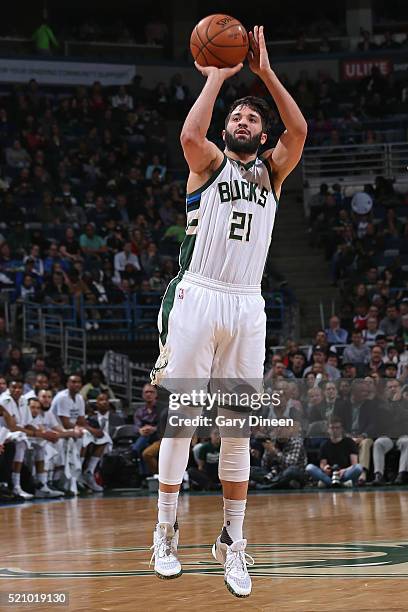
328, 416, 343, 428
225, 96, 270, 132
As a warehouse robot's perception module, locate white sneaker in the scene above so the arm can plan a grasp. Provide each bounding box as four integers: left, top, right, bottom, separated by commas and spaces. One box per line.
82, 472, 104, 492
35, 483, 64, 498
150, 523, 182, 579
212, 536, 253, 598
13, 486, 34, 500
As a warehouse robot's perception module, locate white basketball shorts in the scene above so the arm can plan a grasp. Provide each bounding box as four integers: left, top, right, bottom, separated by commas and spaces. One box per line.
151, 271, 266, 398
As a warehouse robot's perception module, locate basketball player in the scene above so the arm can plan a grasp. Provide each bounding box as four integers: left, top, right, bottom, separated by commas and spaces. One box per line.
150, 26, 307, 597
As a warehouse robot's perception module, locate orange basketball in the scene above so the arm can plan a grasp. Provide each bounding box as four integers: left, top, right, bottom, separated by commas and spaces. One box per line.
190, 14, 249, 68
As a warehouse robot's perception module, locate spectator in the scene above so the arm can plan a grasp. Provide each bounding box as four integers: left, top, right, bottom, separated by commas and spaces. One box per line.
367, 344, 386, 375
306, 418, 362, 487
80, 223, 108, 259
303, 346, 341, 381
80, 369, 116, 401
372, 379, 408, 485
287, 351, 307, 378
252, 426, 307, 490
379, 302, 401, 341
111, 86, 133, 111
362, 316, 381, 347
131, 384, 159, 478
325, 315, 348, 345
32, 21, 58, 55
342, 330, 370, 365
113, 242, 141, 284
194, 429, 221, 490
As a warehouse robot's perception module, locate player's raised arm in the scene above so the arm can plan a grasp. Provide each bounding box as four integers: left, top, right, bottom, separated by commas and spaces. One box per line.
180, 62, 243, 175
248, 25, 307, 192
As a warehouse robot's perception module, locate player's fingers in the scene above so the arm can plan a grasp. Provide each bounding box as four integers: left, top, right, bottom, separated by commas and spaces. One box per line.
254, 25, 259, 44
230, 62, 243, 75
249, 31, 258, 52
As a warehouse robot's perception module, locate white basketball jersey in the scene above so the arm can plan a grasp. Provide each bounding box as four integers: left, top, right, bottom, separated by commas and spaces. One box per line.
182, 155, 278, 285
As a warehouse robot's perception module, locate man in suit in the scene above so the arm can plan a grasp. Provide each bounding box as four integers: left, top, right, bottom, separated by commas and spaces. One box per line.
346, 379, 384, 483
89, 392, 125, 441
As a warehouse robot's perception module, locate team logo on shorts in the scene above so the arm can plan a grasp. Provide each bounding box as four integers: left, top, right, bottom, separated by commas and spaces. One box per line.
178, 288, 184, 300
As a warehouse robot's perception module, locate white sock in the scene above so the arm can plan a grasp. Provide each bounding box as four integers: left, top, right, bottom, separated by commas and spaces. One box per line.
223, 498, 247, 542
158, 491, 179, 526
37, 473, 47, 485
11, 472, 21, 489
86, 456, 99, 474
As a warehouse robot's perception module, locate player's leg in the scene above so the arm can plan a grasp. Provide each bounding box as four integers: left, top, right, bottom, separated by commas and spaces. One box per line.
11, 439, 34, 499
151, 280, 215, 579
82, 442, 105, 492
210, 292, 265, 597
33, 444, 63, 498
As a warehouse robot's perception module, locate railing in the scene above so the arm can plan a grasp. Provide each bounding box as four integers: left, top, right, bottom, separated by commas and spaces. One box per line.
303, 142, 408, 189
0, 36, 164, 60
42, 314, 64, 360
64, 326, 87, 372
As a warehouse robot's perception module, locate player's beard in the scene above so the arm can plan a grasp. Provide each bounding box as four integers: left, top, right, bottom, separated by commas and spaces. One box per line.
224, 128, 262, 155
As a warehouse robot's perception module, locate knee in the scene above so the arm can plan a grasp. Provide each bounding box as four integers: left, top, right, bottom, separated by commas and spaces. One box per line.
306, 463, 315, 472
218, 438, 250, 482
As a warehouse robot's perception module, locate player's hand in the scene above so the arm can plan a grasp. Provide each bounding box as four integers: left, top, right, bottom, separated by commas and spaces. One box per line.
248, 25, 271, 76
194, 61, 243, 80
43, 430, 59, 443
323, 465, 332, 474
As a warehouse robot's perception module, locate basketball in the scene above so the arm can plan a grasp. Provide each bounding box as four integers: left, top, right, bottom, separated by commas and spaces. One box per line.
190, 14, 249, 68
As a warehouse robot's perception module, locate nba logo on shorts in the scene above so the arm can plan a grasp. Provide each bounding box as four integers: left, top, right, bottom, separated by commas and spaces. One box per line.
178, 288, 184, 300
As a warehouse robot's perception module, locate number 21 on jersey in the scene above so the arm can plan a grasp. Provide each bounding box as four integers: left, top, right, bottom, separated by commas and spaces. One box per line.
229, 211, 253, 242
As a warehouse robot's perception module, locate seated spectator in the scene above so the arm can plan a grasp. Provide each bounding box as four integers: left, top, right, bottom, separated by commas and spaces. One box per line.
342, 330, 370, 365
325, 315, 348, 345
81, 369, 115, 401
113, 242, 141, 284
6, 139, 31, 168
287, 351, 307, 378
380, 302, 401, 341
372, 379, 408, 485
43, 271, 70, 305
306, 418, 362, 487
111, 86, 133, 111
305, 386, 326, 424
191, 429, 221, 490
366, 344, 385, 375
162, 213, 186, 245
251, 425, 307, 490
24, 244, 44, 277
145, 154, 167, 180
79, 223, 108, 259
131, 384, 159, 478
362, 316, 381, 347
303, 346, 341, 381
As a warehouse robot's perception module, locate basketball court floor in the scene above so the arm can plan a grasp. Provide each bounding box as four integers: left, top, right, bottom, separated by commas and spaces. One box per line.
1, 490, 407, 611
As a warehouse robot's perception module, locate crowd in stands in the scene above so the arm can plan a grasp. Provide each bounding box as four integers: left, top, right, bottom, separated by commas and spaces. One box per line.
0, 77, 197, 330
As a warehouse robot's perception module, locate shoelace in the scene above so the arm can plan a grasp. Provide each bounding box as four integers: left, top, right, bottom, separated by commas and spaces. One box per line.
225, 549, 255, 578
149, 534, 175, 567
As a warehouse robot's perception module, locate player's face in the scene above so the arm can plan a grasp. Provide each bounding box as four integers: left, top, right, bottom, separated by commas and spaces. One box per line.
68, 376, 82, 394
38, 390, 53, 409
9, 382, 23, 401
223, 106, 267, 155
